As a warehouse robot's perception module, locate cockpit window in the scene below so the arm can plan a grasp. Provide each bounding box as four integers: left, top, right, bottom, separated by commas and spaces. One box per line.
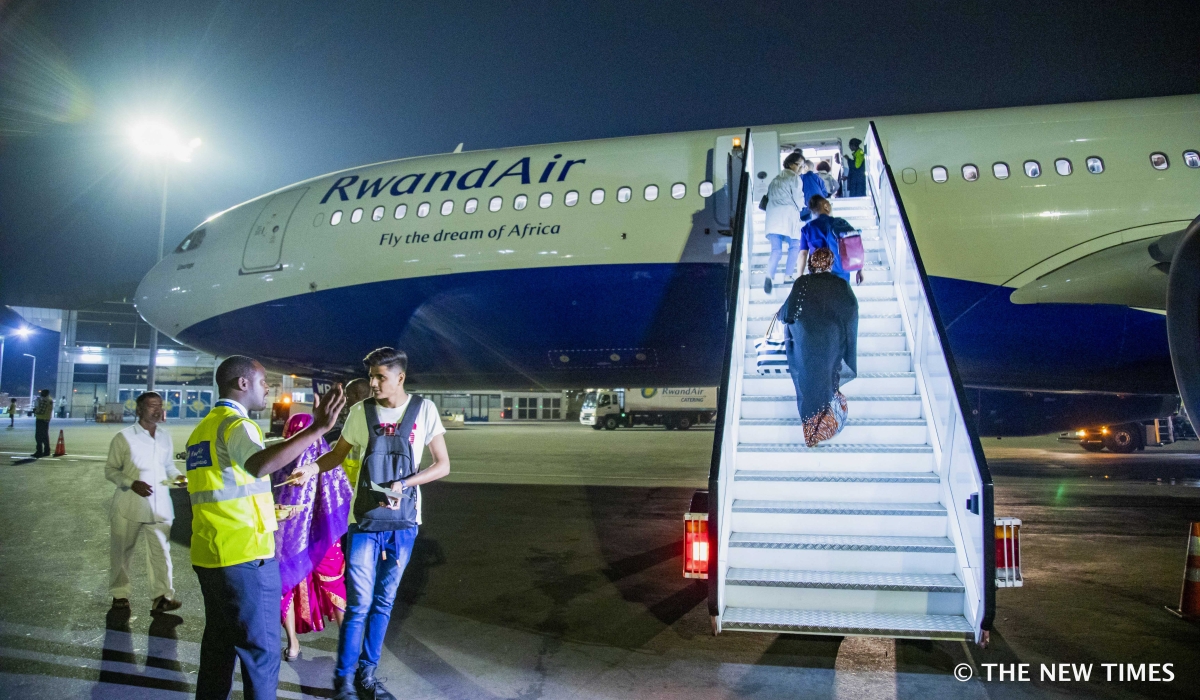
174, 228, 205, 253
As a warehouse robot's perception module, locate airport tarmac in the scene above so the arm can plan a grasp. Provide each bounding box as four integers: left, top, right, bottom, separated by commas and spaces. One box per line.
0, 417, 1198, 699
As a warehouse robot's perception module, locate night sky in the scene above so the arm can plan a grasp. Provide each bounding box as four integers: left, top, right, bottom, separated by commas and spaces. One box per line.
0, 0, 1197, 392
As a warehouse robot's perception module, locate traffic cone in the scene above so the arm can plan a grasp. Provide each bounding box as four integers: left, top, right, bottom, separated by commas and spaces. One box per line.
1166, 522, 1200, 621
53, 430, 66, 457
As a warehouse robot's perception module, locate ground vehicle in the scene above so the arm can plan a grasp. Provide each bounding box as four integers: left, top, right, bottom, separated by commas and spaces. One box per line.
268, 397, 313, 437
580, 387, 716, 430
1060, 416, 1187, 453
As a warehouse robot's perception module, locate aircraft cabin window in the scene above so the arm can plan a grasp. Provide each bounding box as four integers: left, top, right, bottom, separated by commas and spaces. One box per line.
394, 204, 407, 219
1150, 152, 1169, 170
1023, 160, 1041, 178
351, 208, 364, 223
993, 162, 1009, 179
331, 210, 343, 225
1183, 150, 1199, 168
489, 196, 503, 212
671, 183, 686, 199
699, 181, 714, 197
417, 202, 431, 218
962, 165, 979, 182
644, 184, 659, 201
441, 200, 454, 216
174, 228, 205, 253
617, 187, 631, 203
514, 194, 528, 210
590, 188, 605, 205
564, 190, 579, 206
1055, 158, 1072, 176
372, 206, 385, 221
539, 192, 553, 208
1086, 157, 1104, 174
464, 198, 478, 214
931, 166, 948, 183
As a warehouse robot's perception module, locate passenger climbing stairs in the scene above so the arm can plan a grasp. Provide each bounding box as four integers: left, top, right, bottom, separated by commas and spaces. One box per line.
707, 126, 993, 642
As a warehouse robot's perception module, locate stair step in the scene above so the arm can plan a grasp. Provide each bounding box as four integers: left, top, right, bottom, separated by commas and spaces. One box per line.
729, 499, 947, 537
726, 568, 964, 592
743, 372, 916, 395
732, 469, 939, 502
750, 282, 895, 302
732, 500, 945, 516
727, 532, 956, 573
751, 263, 891, 283
730, 533, 953, 551
747, 313, 901, 335
735, 470, 938, 483
743, 351, 911, 374
740, 394, 921, 419
736, 443, 935, 472
721, 608, 974, 640
737, 418, 928, 445
725, 568, 964, 614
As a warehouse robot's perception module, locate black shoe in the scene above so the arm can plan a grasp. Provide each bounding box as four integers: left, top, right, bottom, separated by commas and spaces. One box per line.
763, 276, 773, 294
356, 665, 397, 700
332, 675, 357, 700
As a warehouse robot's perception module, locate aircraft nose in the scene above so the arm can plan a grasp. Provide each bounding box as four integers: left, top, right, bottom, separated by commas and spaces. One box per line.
134, 257, 173, 334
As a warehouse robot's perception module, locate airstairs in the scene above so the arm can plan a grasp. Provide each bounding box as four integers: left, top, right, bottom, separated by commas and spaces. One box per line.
706, 124, 995, 642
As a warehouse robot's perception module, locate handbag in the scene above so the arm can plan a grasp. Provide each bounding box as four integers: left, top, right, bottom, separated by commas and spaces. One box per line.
753, 310, 788, 375
758, 194, 769, 210
838, 231, 865, 272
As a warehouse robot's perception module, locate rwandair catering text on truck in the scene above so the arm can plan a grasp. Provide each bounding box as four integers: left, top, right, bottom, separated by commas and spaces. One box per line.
580, 388, 717, 430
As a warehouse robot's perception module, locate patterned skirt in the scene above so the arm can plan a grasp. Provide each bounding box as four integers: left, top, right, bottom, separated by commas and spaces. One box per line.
282, 539, 347, 634
802, 391, 848, 447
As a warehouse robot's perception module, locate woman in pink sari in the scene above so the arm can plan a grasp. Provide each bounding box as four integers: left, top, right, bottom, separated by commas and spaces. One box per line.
272, 413, 353, 661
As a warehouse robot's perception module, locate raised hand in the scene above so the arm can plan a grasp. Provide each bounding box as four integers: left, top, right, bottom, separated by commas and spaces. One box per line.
312, 382, 345, 434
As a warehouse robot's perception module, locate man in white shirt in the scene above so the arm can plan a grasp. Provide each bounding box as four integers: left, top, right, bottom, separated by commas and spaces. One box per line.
104, 391, 186, 612
311, 347, 449, 700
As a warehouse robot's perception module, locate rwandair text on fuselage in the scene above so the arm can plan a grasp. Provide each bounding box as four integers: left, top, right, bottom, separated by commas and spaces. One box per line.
318, 154, 588, 204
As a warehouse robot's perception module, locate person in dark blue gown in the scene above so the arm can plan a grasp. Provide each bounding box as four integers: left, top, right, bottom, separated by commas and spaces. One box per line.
782, 247, 859, 447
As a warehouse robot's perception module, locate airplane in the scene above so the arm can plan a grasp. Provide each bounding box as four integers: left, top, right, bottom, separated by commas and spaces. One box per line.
135, 94, 1200, 437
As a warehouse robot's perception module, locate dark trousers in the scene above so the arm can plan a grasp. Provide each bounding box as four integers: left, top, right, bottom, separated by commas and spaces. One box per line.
194, 558, 281, 700
34, 419, 50, 456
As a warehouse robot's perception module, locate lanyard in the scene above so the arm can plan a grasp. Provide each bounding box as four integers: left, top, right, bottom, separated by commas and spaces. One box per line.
214, 399, 246, 417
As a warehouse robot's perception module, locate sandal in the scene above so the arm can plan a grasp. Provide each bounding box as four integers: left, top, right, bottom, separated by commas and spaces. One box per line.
283, 647, 301, 662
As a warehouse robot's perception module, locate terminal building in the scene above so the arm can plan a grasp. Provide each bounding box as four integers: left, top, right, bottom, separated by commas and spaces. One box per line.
9, 304, 578, 422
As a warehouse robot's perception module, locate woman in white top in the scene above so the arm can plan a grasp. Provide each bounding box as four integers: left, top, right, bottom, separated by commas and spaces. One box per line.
763, 151, 808, 293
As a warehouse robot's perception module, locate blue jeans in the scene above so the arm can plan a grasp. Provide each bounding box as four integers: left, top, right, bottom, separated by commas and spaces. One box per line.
194, 558, 281, 700
766, 234, 803, 278
335, 525, 418, 678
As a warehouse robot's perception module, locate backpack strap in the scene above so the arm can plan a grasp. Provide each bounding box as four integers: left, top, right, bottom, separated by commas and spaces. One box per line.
398, 395, 423, 446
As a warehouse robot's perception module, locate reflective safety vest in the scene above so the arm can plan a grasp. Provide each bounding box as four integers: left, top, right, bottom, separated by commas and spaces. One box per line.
185, 401, 277, 567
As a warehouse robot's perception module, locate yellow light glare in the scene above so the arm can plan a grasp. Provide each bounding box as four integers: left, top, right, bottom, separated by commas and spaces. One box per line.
1076, 430, 1086, 437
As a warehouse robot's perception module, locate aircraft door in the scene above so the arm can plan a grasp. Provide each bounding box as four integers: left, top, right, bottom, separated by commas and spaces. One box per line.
241, 187, 308, 273
712, 135, 750, 229
750, 131, 779, 202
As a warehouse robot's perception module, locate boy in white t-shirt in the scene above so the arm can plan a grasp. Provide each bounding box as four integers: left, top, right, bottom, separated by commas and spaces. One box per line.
307, 347, 448, 700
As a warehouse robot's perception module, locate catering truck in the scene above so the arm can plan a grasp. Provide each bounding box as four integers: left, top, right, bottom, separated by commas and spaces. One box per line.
580, 387, 717, 430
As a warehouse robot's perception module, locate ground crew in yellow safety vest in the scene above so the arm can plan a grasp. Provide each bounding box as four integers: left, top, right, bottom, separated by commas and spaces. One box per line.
185, 355, 345, 700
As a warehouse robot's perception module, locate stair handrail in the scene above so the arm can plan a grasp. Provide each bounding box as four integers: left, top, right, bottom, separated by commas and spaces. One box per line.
865, 121, 996, 639
707, 129, 752, 621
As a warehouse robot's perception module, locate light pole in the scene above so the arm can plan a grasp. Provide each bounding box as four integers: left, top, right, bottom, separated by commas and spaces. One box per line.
130, 120, 200, 392
23, 353, 35, 409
